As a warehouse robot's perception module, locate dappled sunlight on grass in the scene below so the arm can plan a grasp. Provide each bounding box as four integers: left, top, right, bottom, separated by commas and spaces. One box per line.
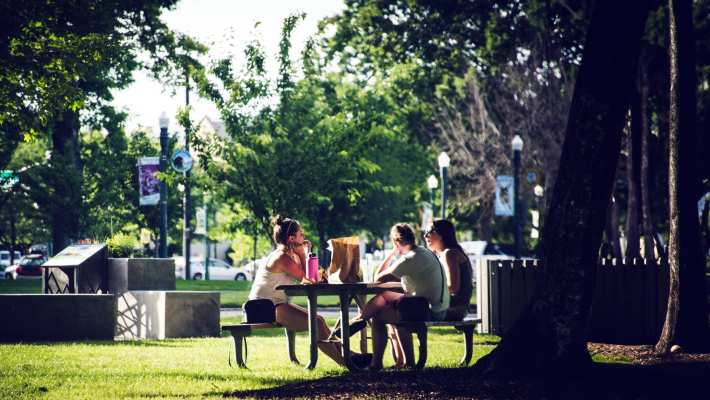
0, 325, 498, 399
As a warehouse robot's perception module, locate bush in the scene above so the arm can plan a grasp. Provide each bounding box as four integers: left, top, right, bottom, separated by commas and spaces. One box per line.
107, 232, 140, 258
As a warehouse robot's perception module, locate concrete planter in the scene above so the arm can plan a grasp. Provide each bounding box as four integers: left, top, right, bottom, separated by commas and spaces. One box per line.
107, 258, 175, 294
0, 294, 116, 342
115, 291, 220, 339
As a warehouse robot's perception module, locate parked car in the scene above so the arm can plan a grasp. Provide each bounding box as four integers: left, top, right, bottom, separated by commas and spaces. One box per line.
173, 257, 255, 281
4, 254, 47, 280
0, 250, 22, 268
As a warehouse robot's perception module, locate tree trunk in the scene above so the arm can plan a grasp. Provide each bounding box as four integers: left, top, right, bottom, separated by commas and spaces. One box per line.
639, 61, 657, 260
605, 192, 622, 259
473, 1, 650, 377
477, 197, 494, 242
50, 110, 82, 252
655, 0, 709, 354
626, 90, 642, 261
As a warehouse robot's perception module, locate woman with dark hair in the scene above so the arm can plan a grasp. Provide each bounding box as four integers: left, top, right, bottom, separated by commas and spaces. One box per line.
248, 215, 347, 365
424, 219, 473, 321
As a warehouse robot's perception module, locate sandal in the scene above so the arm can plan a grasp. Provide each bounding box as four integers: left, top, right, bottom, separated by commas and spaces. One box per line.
329, 318, 367, 340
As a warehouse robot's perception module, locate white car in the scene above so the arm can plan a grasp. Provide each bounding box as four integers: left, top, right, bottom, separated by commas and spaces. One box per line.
0, 250, 22, 269
173, 257, 255, 281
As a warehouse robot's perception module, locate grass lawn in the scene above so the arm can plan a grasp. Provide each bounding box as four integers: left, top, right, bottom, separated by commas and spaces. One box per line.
0, 315, 501, 399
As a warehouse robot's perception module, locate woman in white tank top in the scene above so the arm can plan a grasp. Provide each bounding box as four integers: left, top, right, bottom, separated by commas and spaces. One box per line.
247, 215, 348, 365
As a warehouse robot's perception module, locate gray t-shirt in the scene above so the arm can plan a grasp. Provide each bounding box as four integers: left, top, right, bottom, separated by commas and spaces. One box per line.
389, 246, 450, 314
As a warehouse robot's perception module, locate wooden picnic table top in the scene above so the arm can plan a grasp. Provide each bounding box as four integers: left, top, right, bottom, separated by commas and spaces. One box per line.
276, 281, 403, 297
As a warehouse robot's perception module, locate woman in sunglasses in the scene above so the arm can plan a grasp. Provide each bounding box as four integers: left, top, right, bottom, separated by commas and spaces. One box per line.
424, 219, 473, 321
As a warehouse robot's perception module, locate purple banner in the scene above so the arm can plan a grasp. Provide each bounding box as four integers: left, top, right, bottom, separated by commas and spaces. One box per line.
137, 157, 160, 206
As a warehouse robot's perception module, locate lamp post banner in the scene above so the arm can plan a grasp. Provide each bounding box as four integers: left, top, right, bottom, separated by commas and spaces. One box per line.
495, 175, 515, 216
137, 157, 160, 206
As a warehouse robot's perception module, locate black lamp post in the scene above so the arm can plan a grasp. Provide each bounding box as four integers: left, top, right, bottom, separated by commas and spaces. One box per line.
437, 152, 450, 220
183, 73, 192, 280
427, 174, 438, 215
512, 135, 523, 259
159, 112, 169, 258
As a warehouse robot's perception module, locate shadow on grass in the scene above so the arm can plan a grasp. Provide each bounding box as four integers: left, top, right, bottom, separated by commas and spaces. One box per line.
219, 361, 710, 399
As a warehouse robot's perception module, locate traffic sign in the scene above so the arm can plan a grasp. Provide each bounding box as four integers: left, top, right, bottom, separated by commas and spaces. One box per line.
171, 150, 193, 173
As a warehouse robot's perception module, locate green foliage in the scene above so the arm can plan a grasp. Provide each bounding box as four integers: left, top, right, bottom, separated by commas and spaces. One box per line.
211, 203, 272, 263
195, 14, 429, 243
106, 232, 140, 258
0, 138, 52, 246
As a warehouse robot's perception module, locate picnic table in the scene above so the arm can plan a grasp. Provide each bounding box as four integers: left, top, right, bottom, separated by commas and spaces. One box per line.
276, 282, 403, 371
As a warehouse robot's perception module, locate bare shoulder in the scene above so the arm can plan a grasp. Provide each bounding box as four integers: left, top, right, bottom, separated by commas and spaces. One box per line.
266, 251, 289, 271
443, 248, 466, 264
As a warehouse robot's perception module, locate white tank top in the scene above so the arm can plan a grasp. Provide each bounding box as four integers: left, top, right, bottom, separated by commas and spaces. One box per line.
248, 253, 296, 305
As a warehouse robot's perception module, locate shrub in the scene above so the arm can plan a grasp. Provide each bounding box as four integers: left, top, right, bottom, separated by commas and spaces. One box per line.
107, 232, 140, 258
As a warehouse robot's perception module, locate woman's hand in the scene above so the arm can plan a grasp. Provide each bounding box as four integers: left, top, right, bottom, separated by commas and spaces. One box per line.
293, 240, 309, 260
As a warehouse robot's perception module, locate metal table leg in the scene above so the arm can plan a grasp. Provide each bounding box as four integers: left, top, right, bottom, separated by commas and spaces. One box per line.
305, 289, 319, 370
340, 293, 359, 370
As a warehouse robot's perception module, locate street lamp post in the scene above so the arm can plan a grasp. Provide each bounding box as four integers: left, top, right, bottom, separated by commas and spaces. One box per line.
427, 174, 438, 214
437, 152, 450, 220
512, 135, 523, 259
183, 73, 192, 281
159, 112, 169, 258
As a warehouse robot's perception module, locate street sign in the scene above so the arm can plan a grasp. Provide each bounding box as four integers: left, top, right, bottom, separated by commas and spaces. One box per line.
495, 176, 514, 216
171, 150, 193, 173
0, 170, 19, 191
195, 207, 207, 235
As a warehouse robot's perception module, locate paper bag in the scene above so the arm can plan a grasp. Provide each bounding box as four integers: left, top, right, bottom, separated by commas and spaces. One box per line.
327, 236, 362, 283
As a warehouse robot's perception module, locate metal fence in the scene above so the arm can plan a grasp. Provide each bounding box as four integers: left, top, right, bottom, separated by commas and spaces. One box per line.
477, 258, 669, 344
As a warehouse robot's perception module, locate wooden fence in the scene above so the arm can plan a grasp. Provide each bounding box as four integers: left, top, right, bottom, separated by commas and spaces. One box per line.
476, 258, 669, 344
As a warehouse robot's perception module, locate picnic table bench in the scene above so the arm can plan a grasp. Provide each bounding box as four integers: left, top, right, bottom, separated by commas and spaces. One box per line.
222, 323, 300, 368
223, 317, 481, 370
394, 317, 481, 369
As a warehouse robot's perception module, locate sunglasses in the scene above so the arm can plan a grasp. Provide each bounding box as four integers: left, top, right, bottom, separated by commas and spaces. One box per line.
423, 228, 437, 238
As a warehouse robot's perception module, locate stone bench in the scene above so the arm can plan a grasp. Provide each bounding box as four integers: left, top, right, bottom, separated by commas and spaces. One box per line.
222, 323, 300, 368
393, 318, 481, 369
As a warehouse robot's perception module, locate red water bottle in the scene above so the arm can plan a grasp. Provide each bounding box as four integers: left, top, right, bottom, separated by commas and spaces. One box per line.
307, 252, 319, 281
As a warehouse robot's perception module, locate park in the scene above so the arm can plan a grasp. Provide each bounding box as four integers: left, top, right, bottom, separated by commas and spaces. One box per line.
1, 0, 710, 399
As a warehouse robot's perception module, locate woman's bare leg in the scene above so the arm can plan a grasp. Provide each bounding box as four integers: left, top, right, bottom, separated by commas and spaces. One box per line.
370, 306, 400, 370
388, 325, 405, 367
276, 303, 345, 365
394, 326, 415, 368
357, 290, 404, 321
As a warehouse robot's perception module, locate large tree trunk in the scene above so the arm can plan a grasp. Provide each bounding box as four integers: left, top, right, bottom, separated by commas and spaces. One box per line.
626, 89, 642, 261
655, 0, 709, 354
50, 110, 82, 253
639, 61, 657, 260
473, 1, 650, 377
